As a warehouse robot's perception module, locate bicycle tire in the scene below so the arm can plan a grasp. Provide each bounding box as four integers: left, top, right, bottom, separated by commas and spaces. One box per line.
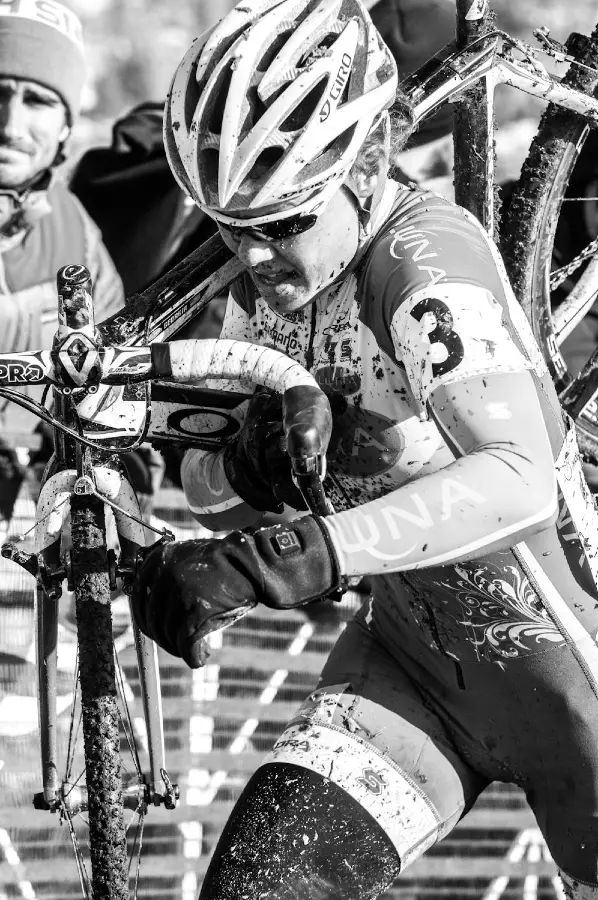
453, 2, 497, 231
70, 492, 128, 900
501, 27, 598, 462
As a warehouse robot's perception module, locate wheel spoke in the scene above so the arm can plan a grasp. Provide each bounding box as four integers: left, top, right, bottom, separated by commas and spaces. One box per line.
552, 252, 598, 344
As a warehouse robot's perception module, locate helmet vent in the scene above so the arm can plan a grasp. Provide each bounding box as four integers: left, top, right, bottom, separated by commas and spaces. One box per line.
245, 85, 269, 132
247, 147, 285, 182
300, 33, 337, 67
279, 79, 327, 132
259, 28, 296, 73
206, 65, 234, 135
311, 123, 358, 173
200, 148, 219, 194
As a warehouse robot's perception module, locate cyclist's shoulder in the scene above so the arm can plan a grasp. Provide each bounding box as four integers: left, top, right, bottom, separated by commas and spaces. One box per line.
358, 182, 508, 312
364, 181, 491, 274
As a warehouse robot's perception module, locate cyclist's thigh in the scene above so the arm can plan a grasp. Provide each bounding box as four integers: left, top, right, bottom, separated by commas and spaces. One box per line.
523, 640, 598, 892
531, 757, 598, 896
267, 611, 489, 870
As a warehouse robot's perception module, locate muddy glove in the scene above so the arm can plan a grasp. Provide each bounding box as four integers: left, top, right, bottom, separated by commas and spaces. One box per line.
130, 517, 341, 668
223, 388, 307, 514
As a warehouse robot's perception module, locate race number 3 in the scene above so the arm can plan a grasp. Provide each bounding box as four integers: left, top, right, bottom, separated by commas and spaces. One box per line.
410, 297, 464, 376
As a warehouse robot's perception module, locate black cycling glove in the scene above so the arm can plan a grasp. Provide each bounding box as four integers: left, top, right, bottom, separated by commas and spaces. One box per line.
223, 388, 307, 513
130, 516, 342, 668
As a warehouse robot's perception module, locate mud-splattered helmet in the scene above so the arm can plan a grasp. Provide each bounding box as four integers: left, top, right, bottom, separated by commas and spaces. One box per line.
164, 0, 398, 225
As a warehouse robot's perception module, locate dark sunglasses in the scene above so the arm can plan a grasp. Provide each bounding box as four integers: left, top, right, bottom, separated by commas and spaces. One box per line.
217, 210, 319, 243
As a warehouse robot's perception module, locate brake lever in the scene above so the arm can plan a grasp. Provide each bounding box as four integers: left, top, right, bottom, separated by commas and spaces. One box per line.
292, 468, 335, 516
282, 385, 334, 517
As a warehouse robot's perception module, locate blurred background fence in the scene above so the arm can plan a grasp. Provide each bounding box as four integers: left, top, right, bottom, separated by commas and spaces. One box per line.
66, 0, 598, 155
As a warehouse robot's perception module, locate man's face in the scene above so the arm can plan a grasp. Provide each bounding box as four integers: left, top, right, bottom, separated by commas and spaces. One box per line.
0, 78, 67, 189
217, 187, 361, 314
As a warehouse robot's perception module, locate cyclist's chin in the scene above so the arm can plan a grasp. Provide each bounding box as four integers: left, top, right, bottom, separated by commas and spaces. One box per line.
255, 277, 314, 313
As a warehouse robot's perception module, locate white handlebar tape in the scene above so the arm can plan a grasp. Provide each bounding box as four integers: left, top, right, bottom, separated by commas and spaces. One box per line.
152, 339, 320, 392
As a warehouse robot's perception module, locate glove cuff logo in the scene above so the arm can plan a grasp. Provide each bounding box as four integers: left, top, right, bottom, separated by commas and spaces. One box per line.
273, 531, 301, 556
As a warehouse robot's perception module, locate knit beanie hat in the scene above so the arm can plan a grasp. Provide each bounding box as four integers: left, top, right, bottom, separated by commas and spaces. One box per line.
0, 0, 86, 122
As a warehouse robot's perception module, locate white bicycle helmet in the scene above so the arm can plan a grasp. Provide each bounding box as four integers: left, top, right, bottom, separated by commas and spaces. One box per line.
164, 0, 398, 223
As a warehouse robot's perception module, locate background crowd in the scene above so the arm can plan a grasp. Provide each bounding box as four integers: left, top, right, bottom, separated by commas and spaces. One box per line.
68, 0, 598, 165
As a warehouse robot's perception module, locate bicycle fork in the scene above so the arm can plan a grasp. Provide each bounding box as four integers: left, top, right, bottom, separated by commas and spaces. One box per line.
2, 464, 179, 815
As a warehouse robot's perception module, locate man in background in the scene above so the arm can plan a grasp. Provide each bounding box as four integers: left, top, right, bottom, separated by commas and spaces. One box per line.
0, 0, 124, 521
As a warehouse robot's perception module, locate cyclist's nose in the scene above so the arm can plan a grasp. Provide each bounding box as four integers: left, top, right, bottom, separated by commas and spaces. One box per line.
236, 234, 277, 268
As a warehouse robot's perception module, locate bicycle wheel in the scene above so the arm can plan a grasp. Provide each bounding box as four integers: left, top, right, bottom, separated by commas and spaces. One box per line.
30, 466, 177, 899
69, 492, 128, 900
501, 27, 598, 461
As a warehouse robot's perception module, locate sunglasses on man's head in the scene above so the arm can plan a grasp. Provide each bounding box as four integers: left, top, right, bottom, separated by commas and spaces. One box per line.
216, 210, 319, 243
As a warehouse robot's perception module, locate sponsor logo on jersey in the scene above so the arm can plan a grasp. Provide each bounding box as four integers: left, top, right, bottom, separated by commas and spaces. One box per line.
259, 320, 301, 353
315, 366, 404, 476
389, 224, 447, 287
327, 404, 405, 476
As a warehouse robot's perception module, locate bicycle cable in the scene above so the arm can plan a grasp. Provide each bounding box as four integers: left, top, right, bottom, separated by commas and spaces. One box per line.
64, 656, 82, 786
89, 485, 175, 540
419, 29, 598, 94
0, 383, 152, 454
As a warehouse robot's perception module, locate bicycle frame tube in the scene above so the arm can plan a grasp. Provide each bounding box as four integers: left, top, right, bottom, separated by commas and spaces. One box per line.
496, 58, 598, 120
406, 36, 598, 240
35, 470, 77, 806
453, 0, 495, 226
406, 40, 500, 128
98, 234, 241, 349
408, 41, 598, 132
